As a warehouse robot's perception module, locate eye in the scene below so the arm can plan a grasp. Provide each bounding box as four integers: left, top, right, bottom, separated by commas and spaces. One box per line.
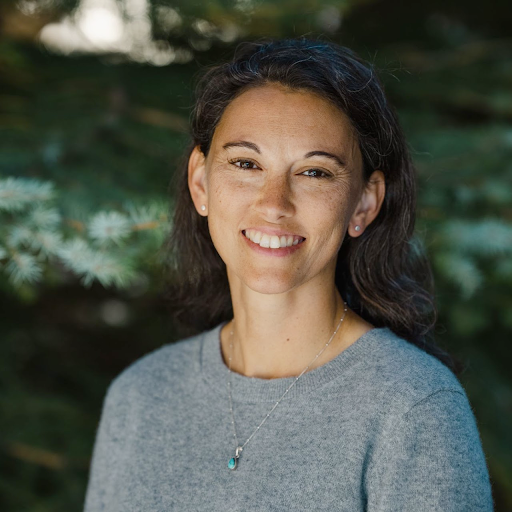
302, 169, 331, 179
229, 158, 259, 170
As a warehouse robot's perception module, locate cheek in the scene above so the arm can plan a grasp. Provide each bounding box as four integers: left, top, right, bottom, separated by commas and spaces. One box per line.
313, 195, 352, 245
207, 180, 245, 249
312, 184, 350, 216
210, 175, 251, 222
210, 172, 244, 199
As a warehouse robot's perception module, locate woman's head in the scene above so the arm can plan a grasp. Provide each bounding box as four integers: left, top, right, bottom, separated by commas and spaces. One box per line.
163, 37, 462, 374
188, 82, 385, 297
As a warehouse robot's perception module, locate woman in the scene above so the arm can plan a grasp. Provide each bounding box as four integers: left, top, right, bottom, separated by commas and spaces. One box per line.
84, 38, 494, 511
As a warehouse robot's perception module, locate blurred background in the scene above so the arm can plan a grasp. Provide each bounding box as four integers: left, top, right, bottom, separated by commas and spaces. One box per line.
0, 0, 511, 510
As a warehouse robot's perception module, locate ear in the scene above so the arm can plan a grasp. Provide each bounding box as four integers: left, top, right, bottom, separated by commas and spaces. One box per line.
348, 170, 386, 237
188, 145, 208, 216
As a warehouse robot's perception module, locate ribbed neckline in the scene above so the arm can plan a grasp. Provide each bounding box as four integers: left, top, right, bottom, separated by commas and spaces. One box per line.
200, 321, 390, 403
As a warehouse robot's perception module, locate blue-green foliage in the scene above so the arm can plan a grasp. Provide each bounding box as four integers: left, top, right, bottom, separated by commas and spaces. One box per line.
0, 177, 169, 289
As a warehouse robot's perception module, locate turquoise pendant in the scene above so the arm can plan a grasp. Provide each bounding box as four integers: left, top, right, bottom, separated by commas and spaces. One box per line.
228, 446, 243, 470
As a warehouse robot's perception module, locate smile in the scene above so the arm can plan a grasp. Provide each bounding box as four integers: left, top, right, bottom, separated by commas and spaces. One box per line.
242, 229, 306, 249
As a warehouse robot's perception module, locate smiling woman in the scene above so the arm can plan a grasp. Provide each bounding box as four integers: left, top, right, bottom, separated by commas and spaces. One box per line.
83, 38, 494, 511
186, 83, 376, 332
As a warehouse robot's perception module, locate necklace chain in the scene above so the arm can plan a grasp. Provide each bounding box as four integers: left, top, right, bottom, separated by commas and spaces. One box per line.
226, 301, 348, 470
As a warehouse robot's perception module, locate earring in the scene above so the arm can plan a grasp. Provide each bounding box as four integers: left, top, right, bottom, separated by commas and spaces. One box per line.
201, 205, 206, 211
354, 225, 361, 231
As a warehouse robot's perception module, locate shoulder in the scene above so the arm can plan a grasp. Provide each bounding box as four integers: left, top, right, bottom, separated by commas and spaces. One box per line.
362, 327, 469, 415
104, 329, 206, 405
363, 332, 493, 511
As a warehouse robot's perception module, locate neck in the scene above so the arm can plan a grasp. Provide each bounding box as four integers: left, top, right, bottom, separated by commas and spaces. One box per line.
220, 280, 357, 379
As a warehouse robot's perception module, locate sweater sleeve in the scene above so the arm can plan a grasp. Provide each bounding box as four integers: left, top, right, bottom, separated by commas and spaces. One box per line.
83, 379, 127, 511
365, 389, 494, 512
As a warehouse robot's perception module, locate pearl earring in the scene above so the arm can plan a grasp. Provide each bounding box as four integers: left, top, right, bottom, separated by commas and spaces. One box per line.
354, 225, 361, 231
201, 205, 206, 211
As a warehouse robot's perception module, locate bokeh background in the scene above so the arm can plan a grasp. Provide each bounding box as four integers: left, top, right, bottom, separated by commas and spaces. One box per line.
1, 0, 511, 510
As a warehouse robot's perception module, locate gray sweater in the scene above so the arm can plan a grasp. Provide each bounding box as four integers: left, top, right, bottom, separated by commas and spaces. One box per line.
84, 322, 494, 511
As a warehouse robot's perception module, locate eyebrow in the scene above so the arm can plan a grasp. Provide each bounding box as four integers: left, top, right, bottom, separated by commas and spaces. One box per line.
222, 141, 347, 169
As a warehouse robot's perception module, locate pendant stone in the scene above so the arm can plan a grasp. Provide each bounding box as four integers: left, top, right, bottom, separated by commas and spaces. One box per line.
228, 446, 243, 470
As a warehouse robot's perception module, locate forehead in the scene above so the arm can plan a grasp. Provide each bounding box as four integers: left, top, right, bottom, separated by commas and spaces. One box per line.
210, 84, 359, 159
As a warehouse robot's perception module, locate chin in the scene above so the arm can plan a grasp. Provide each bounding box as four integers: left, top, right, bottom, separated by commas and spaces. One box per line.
241, 273, 302, 295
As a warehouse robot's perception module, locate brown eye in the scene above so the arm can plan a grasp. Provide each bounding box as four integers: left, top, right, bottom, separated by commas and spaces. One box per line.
229, 158, 258, 169
302, 169, 331, 178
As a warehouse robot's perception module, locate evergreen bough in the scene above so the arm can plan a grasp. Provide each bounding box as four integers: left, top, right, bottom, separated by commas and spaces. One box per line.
0, 177, 170, 295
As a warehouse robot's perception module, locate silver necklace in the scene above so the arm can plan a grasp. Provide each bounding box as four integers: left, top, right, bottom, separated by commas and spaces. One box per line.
226, 301, 348, 470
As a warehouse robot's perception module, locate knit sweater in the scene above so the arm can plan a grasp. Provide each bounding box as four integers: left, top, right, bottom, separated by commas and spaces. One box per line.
84, 322, 494, 511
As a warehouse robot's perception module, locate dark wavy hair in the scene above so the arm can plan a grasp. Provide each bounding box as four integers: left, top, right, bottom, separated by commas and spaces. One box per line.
161, 37, 464, 376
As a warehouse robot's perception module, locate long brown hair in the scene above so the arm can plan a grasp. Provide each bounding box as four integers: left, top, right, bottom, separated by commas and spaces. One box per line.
161, 37, 465, 376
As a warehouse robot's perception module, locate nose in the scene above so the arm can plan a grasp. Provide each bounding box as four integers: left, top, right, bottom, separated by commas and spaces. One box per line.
252, 172, 295, 221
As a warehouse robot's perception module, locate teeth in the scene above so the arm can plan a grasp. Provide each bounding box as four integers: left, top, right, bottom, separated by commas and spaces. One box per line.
244, 230, 304, 249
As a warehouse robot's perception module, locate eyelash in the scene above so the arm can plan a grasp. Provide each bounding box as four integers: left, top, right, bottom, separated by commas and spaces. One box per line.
228, 158, 332, 179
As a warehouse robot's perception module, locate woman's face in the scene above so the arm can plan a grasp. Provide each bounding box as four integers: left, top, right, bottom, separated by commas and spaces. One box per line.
189, 83, 365, 295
